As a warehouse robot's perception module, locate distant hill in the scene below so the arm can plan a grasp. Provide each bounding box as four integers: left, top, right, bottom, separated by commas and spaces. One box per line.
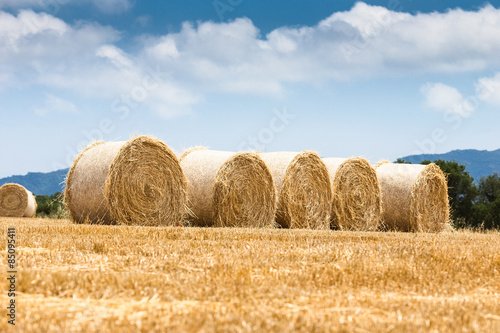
399, 149, 500, 181
0, 169, 69, 195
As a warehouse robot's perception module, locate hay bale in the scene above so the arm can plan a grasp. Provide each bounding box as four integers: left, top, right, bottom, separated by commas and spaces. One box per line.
374, 161, 450, 232
0, 183, 37, 217
259, 151, 332, 229
179, 148, 276, 228
323, 157, 382, 231
64, 136, 187, 226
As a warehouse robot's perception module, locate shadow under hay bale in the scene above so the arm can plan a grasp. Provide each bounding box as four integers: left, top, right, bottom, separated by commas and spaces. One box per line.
323, 157, 382, 231
179, 148, 276, 228
374, 161, 450, 232
64, 135, 187, 226
0, 183, 37, 218
259, 151, 332, 230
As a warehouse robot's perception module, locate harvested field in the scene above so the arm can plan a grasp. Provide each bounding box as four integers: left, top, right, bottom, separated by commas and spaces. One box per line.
0, 217, 499, 332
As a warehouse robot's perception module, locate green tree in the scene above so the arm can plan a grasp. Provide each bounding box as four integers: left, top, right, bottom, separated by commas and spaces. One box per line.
473, 173, 500, 229
420, 160, 478, 228
35, 192, 68, 218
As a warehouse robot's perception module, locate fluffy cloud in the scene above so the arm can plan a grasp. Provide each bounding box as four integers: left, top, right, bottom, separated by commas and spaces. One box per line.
0, 10, 198, 117
139, 2, 500, 96
421, 83, 474, 117
0, 0, 132, 13
91, 0, 131, 14
3, 3, 500, 118
35, 93, 79, 116
475, 72, 500, 105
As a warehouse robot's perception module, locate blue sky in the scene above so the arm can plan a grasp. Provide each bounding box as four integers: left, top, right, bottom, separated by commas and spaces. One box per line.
1, 0, 500, 178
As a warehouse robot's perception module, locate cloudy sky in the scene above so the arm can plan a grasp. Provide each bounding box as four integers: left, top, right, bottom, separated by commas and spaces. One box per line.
1, 0, 500, 178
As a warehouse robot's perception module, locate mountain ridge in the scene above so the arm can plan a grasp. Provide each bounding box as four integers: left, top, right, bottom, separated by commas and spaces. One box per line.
399, 148, 500, 181
0, 169, 69, 195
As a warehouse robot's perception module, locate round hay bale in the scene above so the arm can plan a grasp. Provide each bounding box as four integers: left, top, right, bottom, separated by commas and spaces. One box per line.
64, 136, 187, 226
374, 161, 450, 232
179, 148, 276, 228
259, 151, 332, 229
323, 157, 382, 231
0, 183, 37, 217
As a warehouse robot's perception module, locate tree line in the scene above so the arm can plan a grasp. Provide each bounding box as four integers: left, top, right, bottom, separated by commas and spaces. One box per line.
35, 192, 68, 219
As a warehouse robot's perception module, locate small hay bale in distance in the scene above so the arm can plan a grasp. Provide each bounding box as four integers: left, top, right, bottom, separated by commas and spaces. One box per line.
323, 157, 382, 231
179, 148, 276, 228
0, 183, 37, 217
259, 151, 333, 229
374, 161, 450, 232
64, 135, 187, 226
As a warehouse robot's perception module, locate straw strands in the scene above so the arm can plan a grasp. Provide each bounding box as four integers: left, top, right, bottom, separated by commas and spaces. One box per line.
259, 151, 332, 229
64, 135, 187, 226
375, 161, 450, 232
179, 148, 276, 228
323, 157, 382, 231
0, 183, 37, 217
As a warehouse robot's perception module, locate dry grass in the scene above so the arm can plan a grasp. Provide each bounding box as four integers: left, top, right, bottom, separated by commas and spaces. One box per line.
1, 217, 499, 332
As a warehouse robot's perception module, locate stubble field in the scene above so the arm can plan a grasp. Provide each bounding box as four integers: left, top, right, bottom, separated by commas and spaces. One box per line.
0, 217, 499, 332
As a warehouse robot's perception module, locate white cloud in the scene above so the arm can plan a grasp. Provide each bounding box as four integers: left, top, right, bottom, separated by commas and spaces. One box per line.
3, 3, 500, 118
138, 2, 500, 98
475, 72, 500, 105
421, 82, 474, 117
0, 0, 41, 7
91, 0, 131, 14
35, 93, 79, 116
0, 10, 198, 118
96, 44, 133, 69
134, 15, 152, 28
0, 0, 132, 13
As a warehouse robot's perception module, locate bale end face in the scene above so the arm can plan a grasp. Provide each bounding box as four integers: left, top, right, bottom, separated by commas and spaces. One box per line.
213, 152, 276, 228
410, 163, 450, 232
0, 183, 37, 218
106, 136, 188, 226
280, 151, 333, 229
329, 157, 382, 231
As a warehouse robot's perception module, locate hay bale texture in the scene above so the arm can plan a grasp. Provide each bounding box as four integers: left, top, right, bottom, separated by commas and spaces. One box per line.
0, 183, 37, 217
179, 148, 276, 228
64, 136, 187, 226
375, 161, 449, 232
323, 157, 382, 231
259, 151, 332, 229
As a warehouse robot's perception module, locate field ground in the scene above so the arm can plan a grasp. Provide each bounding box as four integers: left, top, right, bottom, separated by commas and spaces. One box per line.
0, 218, 499, 332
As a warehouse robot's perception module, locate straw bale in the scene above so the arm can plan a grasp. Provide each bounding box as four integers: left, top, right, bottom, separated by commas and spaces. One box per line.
64, 136, 187, 226
323, 157, 382, 231
0, 183, 37, 217
180, 148, 276, 228
375, 162, 449, 232
259, 151, 332, 229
